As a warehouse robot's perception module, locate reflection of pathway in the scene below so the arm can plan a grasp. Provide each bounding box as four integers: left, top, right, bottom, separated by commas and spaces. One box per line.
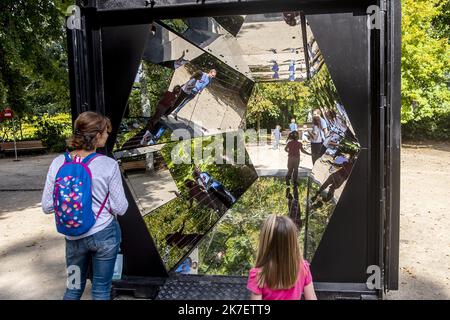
126, 168, 179, 216
169, 67, 246, 133
245, 141, 312, 177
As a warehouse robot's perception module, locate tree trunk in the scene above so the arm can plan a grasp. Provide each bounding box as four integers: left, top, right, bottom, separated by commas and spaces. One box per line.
256, 114, 261, 132
18, 117, 23, 140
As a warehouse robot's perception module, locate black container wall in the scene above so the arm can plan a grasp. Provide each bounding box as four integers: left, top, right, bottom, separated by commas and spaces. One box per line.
66, 0, 401, 293
305, 7, 374, 284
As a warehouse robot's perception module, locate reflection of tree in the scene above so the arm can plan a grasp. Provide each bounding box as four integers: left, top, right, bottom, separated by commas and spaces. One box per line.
195, 177, 338, 276
126, 62, 174, 119
305, 182, 335, 262
159, 134, 258, 199
307, 65, 340, 109
144, 196, 220, 270
114, 118, 148, 150
198, 178, 308, 276
246, 64, 342, 129
144, 133, 258, 271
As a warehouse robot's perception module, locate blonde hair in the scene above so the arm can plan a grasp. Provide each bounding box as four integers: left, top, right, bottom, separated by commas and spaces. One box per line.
255, 215, 303, 290
68, 111, 112, 151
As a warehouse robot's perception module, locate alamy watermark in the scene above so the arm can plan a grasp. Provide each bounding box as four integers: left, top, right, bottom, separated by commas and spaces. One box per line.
168, 122, 275, 167
66, 265, 81, 290
366, 265, 382, 290
65, 4, 383, 31
367, 5, 382, 30
66, 5, 81, 30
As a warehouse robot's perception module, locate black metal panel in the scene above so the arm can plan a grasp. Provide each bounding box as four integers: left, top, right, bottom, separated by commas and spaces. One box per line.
66, 0, 401, 295
306, 6, 375, 283
100, 24, 150, 152
95, 0, 374, 27
119, 179, 168, 277
386, 0, 401, 290
101, 24, 169, 276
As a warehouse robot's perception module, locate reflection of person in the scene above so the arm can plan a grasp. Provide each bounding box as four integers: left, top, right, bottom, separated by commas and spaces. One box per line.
140, 123, 166, 146
273, 125, 282, 150
289, 119, 298, 132
283, 12, 300, 26
285, 131, 311, 186
170, 71, 203, 120
175, 257, 192, 274
140, 85, 182, 146
301, 124, 309, 143
157, 85, 182, 119
313, 108, 329, 137
286, 185, 302, 230
311, 156, 354, 203
42, 112, 129, 300
165, 220, 202, 249
159, 50, 190, 70
309, 116, 324, 165
140, 85, 181, 145
171, 69, 217, 120
192, 167, 236, 208
184, 179, 222, 213
247, 215, 317, 300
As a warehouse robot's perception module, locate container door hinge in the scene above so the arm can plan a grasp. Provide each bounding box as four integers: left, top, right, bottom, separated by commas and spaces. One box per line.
381, 95, 387, 109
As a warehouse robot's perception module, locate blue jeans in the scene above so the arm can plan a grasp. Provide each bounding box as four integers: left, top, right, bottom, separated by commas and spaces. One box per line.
63, 219, 121, 300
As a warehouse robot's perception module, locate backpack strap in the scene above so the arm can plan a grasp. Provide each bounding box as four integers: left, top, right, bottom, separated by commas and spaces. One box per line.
82, 152, 102, 165
96, 192, 110, 220
64, 152, 72, 163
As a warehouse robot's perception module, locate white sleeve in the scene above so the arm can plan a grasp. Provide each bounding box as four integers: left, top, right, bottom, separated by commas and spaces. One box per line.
41, 163, 56, 214
108, 162, 129, 216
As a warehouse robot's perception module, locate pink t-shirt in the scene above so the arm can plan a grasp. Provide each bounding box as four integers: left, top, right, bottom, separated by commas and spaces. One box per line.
247, 260, 313, 300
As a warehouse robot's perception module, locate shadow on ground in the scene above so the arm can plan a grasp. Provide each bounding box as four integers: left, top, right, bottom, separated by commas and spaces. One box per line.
386, 274, 450, 300
0, 191, 42, 215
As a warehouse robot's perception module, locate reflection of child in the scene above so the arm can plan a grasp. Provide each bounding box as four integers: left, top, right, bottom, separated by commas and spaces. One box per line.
192, 167, 236, 207
311, 157, 353, 203
289, 119, 298, 132
273, 125, 281, 150
247, 215, 317, 300
301, 125, 309, 143
285, 131, 311, 186
175, 257, 192, 274
140, 130, 154, 146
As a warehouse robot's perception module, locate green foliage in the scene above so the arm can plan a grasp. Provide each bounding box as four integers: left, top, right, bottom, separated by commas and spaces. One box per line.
246, 65, 340, 131
142, 61, 174, 116
0, 1, 71, 117
401, 0, 450, 139
160, 134, 257, 202
143, 134, 258, 271
161, 19, 189, 34
196, 177, 335, 275
1, 113, 71, 149
34, 113, 72, 152
144, 196, 220, 269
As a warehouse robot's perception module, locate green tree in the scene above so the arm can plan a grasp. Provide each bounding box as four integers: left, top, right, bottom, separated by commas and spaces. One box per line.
246, 65, 340, 131
401, 0, 450, 139
0, 1, 72, 116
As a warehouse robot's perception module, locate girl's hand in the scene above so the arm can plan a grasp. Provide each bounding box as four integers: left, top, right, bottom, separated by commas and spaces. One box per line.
250, 293, 263, 300
303, 283, 318, 300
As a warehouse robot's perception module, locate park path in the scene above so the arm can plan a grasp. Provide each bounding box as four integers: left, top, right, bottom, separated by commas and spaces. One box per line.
0, 142, 449, 299
385, 141, 450, 299
0, 154, 92, 299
